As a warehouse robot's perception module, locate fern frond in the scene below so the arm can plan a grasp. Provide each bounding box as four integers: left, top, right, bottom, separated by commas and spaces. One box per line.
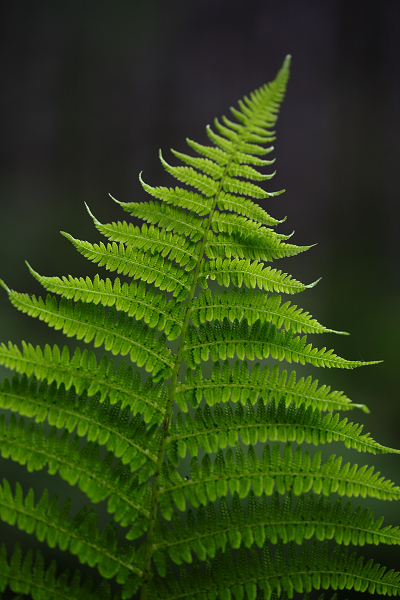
0, 342, 168, 418
160, 442, 400, 516
200, 257, 319, 293
154, 491, 400, 568
0, 414, 152, 537
60, 233, 192, 300
85, 204, 200, 271
0, 373, 162, 469
0, 543, 123, 600
0, 54, 396, 599
0, 480, 140, 582
153, 541, 400, 599
191, 287, 347, 335
26, 266, 184, 340
1, 285, 173, 378
183, 319, 376, 369
176, 360, 369, 414
168, 397, 398, 460
138, 176, 213, 216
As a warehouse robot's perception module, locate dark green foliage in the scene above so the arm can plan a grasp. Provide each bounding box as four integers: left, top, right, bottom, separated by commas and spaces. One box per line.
0, 55, 398, 599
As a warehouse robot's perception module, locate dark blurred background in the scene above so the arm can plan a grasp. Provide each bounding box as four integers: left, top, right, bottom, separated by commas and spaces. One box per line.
0, 1, 399, 597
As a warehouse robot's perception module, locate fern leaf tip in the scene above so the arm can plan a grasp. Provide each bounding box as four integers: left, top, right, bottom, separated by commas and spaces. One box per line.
0, 278, 10, 293
363, 360, 383, 366
108, 193, 121, 205
327, 328, 350, 336
24, 261, 40, 280
84, 202, 94, 218
305, 277, 322, 289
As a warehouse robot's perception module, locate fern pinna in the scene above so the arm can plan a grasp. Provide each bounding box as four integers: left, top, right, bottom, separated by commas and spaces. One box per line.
0, 55, 399, 600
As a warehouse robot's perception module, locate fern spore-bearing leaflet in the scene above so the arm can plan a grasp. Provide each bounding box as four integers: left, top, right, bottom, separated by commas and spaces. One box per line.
0, 55, 398, 599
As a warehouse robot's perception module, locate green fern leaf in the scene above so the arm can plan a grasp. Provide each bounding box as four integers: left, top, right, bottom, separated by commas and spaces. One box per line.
200, 257, 320, 293
0, 414, 152, 535
169, 397, 398, 461
191, 288, 347, 334
0, 481, 140, 582
1, 285, 173, 378
206, 230, 310, 262
0, 543, 123, 600
85, 204, 200, 271
159, 150, 220, 197
111, 197, 206, 242
26, 265, 184, 340
138, 175, 213, 216
0, 373, 162, 467
176, 360, 369, 414
154, 491, 400, 569
160, 443, 400, 516
169, 148, 225, 180
60, 233, 193, 299
0, 341, 168, 418
0, 54, 397, 599
207, 211, 312, 262
152, 541, 400, 599
152, 492, 400, 574
216, 190, 284, 225
183, 318, 377, 369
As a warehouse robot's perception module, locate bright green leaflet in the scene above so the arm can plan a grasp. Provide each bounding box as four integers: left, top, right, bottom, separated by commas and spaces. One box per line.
0, 55, 398, 600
